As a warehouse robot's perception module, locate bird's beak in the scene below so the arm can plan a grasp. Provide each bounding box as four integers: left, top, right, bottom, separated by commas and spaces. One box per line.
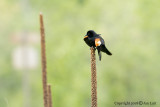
84, 35, 88, 39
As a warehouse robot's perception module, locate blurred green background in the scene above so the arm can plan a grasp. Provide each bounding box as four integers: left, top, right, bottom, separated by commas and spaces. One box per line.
0, 0, 160, 107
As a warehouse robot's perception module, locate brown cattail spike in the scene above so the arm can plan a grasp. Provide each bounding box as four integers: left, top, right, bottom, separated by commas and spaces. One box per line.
47, 84, 53, 107
40, 12, 48, 107
90, 47, 97, 107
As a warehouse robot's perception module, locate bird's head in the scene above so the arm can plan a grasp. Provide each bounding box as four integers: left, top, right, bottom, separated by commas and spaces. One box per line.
84, 30, 96, 39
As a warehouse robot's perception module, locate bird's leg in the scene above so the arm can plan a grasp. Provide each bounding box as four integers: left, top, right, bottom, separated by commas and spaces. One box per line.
90, 46, 96, 50
95, 46, 98, 50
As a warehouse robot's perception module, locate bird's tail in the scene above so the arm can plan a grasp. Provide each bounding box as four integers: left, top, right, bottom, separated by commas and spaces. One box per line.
97, 48, 102, 61
102, 45, 112, 55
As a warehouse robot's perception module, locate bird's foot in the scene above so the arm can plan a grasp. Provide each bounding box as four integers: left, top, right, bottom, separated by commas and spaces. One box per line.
90, 46, 96, 50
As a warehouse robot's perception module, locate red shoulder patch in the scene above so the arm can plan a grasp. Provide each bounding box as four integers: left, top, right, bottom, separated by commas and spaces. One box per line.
95, 38, 101, 47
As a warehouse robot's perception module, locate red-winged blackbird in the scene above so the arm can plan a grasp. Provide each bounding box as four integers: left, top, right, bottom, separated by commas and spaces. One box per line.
84, 30, 112, 61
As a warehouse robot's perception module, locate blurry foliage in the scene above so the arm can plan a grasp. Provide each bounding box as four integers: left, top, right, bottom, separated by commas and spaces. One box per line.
0, 0, 160, 107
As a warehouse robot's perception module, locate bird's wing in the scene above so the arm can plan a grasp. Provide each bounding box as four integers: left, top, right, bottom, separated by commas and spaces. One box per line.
101, 44, 112, 55
98, 35, 105, 44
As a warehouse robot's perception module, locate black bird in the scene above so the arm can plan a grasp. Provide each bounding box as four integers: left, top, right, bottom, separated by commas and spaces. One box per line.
84, 30, 112, 61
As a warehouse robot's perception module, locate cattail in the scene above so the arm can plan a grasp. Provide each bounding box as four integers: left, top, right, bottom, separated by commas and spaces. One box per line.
40, 12, 48, 107
47, 84, 53, 107
90, 47, 97, 107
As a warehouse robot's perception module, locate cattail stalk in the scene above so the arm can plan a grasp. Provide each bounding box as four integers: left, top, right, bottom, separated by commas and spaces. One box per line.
40, 12, 48, 107
90, 47, 97, 107
47, 84, 53, 107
